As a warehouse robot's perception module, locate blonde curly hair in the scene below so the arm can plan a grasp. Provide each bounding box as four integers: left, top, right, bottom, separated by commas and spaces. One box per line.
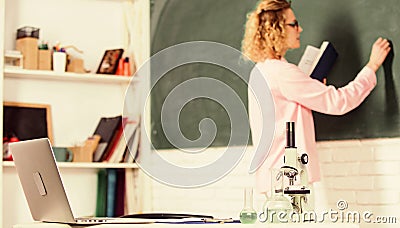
242, 0, 291, 62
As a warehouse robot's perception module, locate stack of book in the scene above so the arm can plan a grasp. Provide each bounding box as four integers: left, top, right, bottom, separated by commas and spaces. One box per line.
93, 115, 142, 217
92, 115, 141, 163
95, 168, 140, 217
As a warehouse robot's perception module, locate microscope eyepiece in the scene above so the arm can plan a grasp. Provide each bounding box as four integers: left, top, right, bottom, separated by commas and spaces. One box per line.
286, 122, 296, 148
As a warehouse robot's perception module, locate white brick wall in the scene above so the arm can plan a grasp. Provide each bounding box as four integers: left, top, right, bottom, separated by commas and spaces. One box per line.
318, 138, 400, 228
145, 138, 400, 227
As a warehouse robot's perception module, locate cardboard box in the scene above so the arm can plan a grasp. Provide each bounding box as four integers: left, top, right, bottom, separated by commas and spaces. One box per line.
67, 58, 85, 73
16, 37, 38, 70
70, 135, 100, 162
69, 146, 93, 162
38, 49, 51, 70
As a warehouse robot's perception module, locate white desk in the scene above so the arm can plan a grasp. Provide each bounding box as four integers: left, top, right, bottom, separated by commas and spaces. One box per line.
14, 222, 359, 228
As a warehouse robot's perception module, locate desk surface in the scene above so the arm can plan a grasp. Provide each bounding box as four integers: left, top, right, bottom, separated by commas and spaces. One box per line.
14, 222, 360, 228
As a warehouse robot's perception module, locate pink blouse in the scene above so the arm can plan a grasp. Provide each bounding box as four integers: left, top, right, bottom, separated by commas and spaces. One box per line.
248, 58, 376, 194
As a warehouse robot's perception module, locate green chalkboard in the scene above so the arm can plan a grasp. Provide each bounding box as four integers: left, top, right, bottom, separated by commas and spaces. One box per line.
150, 0, 258, 149
150, 0, 400, 149
286, 0, 400, 140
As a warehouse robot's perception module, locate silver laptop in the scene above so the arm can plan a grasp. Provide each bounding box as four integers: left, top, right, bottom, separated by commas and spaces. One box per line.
10, 138, 153, 225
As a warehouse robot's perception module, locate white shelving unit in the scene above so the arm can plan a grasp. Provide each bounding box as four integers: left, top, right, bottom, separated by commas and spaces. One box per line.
2, 161, 139, 169
0, 0, 4, 226
1, 0, 151, 227
4, 68, 136, 84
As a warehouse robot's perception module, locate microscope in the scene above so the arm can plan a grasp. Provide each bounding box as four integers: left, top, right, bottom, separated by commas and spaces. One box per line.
280, 122, 312, 214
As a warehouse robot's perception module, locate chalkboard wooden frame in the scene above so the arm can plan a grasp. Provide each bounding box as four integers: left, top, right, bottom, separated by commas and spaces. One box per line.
3, 102, 54, 144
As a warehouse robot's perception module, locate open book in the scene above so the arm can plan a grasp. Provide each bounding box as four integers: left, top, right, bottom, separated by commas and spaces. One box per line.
298, 41, 338, 82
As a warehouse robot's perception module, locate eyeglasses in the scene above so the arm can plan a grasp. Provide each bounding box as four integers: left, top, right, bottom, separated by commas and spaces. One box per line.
286, 20, 299, 30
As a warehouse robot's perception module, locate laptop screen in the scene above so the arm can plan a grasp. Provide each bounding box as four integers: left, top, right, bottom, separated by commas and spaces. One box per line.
10, 138, 76, 223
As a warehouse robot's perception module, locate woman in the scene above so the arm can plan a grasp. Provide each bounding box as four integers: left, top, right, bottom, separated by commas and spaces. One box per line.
242, 0, 390, 197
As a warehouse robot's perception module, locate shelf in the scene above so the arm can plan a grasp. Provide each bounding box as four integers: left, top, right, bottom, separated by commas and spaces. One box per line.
3, 161, 138, 169
4, 68, 140, 84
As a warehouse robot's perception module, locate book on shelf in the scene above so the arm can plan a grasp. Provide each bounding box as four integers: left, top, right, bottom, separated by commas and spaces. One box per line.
114, 169, 126, 217
298, 41, 338, 82
95, 169, 108, 217
92, 115, 122, 162
124, 168, 140, 214
103, 118, 127, 162
123, 125, 141, 163
95, 168, 127, 218
106, 168, 118, 217
108, 118, 140, 163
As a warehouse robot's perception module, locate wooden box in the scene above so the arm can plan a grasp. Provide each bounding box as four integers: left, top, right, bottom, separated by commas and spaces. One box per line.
69, 146, 93, 162
16, 37, 38, 70
38, 49, 51, 70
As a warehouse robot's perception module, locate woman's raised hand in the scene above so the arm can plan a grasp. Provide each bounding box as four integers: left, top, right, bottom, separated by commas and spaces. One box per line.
366, 37, 391, 72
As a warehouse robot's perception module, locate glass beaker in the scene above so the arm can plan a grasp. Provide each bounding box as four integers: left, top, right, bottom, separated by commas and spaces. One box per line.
239, 187, 257, 224
261, 169, 292, 223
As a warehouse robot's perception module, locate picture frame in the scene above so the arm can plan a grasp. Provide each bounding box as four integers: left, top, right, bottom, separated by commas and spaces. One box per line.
96, 48, 124, 74
3, 102, 54, 144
